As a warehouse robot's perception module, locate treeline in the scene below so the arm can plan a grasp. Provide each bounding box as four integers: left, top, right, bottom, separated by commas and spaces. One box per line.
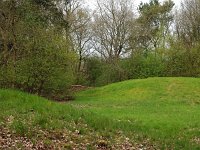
81, 0, 200, 86
0, 0, 200, 99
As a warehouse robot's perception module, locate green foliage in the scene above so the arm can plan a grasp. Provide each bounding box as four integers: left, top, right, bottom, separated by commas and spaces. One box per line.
84, 58, 127, 86
124, 54, 165, 79
132, 0, 174, 51
166, 43, 200, 77
83, 57, 102, 85
84, 55, 165, 86
0, 0, 77, 99
96, 61, 128, 86
15, 28, 76, 97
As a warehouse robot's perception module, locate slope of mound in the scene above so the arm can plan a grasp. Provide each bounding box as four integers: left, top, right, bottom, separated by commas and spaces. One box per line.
0, 89, 154, 149
74, 77, 200, 149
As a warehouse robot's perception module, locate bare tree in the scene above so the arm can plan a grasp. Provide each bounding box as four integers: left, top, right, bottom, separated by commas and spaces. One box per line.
175, 0, 200, 47
70, 8, 92, 72
57, 0, 92, 73
56, 0, 82, 44
91, 0, 134, 62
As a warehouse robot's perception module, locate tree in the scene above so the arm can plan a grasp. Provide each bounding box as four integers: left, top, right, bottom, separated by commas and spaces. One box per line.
130, 0, 174, 56
165, 0, 200, 77
0, 0, 77, 99
175, 0, 200, 47
70, 8, 92, 73
91, 0, 134, 62
57, 0, 82, 42
0, 0, 18, 64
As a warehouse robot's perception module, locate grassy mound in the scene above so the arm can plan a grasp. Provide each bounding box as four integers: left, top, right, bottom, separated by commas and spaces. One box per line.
0, 77, 200, 149
74, 77, 200, 149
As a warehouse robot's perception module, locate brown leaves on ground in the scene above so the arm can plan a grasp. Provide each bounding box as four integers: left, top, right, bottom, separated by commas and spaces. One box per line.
2, 117, 200, 150
0, 119, 157, 150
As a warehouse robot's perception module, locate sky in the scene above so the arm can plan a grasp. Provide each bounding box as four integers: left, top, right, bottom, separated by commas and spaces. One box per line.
84, 0, 182, 10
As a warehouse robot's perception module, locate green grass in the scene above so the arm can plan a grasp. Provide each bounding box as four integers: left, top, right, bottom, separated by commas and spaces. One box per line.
73, 77, 200, 149
0, 88, 133, 149
0, 89, 83, 131
0, 77, 200, 149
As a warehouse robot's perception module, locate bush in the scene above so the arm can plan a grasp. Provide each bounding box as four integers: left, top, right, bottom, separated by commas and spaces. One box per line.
84, 58, 128, 86
165, 44, 200, 77
84, 57, 103, 86
123, 54, 165, 79
96, 61, 128, 86
0, 28, 77, 99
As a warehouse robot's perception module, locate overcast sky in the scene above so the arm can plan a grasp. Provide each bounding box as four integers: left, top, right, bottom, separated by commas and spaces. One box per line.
84, 0, 182, 10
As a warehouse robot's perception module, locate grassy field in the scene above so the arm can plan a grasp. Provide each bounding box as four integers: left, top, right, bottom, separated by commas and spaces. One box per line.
0, 77, 200, 149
